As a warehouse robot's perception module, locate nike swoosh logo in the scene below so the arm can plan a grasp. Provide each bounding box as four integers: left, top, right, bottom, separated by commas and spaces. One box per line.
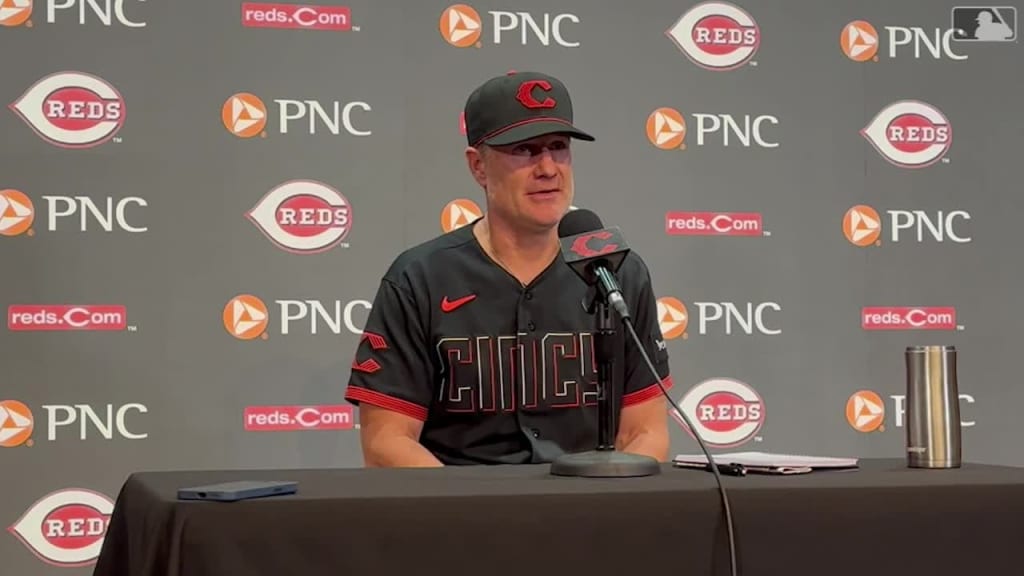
441, 294, 476, 313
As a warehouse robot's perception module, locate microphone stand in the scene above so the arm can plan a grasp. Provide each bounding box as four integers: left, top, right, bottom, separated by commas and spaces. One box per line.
550, 285, 661, 477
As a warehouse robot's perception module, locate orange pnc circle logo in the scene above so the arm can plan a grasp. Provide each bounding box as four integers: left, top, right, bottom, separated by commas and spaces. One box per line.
440, 4, 482, 48
657, 297, 688, 340
222, 93, 267, 138
841, 20, 879, 62
0, 189, 35, 237
646, 108, 686, 150
0, 0, 33, 27
441, 199, 482, 233
0, 400, 35, 448
224, 295, 269, 340
846, 390, 884, 432
843, 204, 881, 247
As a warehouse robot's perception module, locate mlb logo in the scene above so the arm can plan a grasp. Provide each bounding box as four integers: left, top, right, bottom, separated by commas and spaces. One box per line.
950, 6, 1017, 41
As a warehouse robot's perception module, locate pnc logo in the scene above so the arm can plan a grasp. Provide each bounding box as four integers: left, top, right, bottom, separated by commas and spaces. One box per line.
846, 390, 885, 432
224, 294, 269, 340
441, 198, 482, 233
843, 205, 881, 247
672, 377, 765, 448
440, 4, 481, 47
9, 71, 126, 149
656, 297, 688, 340
646, 108, 687, 150
862, 101, 951, 168
247, 180, 352, 254
0, 189, 35, 237
8, 488, 114, 567
666, 1, 760, 71
841, 20, 879, 61
0, 0, 32, 26
222, 92, 267, 138
0, 400, 34, 447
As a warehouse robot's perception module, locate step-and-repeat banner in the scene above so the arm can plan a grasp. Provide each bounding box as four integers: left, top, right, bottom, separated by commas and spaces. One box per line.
1, 0, 1020, 572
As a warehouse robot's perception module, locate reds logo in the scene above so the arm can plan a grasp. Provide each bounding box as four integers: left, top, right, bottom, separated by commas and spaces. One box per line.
570, 231, 617, 257
671, 378, 764, 447
8, 488, 114, 567
516, 80, 556, 109
9, 72, 126, 149
351, 332, 388, 374
666, 1, 760, 71
247, 180, 352, 254
861, 100, 951, 168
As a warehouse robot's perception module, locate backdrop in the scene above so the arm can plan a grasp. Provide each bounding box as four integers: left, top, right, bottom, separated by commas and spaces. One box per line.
1, 0, 1021, 572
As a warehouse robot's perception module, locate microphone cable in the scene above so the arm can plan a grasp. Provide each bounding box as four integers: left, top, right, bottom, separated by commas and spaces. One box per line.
622, 317, 738, 576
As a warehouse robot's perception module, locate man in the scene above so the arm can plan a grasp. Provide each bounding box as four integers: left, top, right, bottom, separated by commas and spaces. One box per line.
344, 71, 674, 467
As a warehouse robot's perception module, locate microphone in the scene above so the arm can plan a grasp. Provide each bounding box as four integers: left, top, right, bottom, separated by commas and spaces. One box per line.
553, 208, 739, 576
557, 209, 631, 321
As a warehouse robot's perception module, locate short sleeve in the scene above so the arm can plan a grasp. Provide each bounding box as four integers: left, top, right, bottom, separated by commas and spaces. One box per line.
344, 277, 434, 421
622, 263, 673, 407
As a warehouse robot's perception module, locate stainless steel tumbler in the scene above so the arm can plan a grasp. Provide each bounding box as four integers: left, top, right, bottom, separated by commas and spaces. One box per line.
905, 345, 962, 469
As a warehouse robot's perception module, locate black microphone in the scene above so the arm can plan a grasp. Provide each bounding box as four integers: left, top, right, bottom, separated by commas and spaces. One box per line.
557, 209, 632, 321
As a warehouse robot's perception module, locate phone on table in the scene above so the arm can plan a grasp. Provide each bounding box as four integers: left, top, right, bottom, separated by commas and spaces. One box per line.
177, 480, 298, 502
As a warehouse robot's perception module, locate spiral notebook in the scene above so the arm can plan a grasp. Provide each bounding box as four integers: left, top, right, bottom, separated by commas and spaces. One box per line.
673, 451, 859, 471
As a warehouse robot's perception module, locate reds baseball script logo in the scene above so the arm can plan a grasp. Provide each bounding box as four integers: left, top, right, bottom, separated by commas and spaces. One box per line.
9, 72, 126, 148
247, 180, 352, 254
0, 0, 32, 26
516, 80, 556, 108
862, 101, 951, 168
570, 231, 617, 258
671, 378, 764, 447
666, 1, 760, 71
8, 488, 114, 567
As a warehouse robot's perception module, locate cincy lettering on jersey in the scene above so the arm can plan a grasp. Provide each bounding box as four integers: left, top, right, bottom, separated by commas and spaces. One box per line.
353, 330, 600, 413
436, 332, 599, 412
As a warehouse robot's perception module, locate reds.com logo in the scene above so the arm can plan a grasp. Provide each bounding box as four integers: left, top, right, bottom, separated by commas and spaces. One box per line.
861, 101, 951, 168
672, 378, 764, 447
244, 405, 354, 431
7, 305, 128, 331
246, 180, 352, 254
861, 306, 959, 330
9, 72, 126, 149
665, 211, 764, 236
8, 488, 114, 567
666, 1, 760, 71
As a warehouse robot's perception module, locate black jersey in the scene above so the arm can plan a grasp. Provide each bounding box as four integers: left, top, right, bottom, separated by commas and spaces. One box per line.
344, 220, 673, 465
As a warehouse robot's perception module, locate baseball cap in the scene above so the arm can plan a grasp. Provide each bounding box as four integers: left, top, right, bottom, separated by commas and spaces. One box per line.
464, 70, 595, 148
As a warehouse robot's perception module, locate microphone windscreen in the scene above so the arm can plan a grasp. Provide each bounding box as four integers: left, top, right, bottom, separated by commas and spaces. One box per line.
558, 208, 604, 238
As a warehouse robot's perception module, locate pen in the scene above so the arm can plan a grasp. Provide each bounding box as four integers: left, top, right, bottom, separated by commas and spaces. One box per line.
707, 462, 747, 477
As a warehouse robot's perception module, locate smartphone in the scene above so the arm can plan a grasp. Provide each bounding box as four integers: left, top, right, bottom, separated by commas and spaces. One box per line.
177, 480, 298, 502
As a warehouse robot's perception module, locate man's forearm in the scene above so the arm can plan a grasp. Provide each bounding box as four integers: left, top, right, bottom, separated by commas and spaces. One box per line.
365, 435, 444, 468
618, 430, 670, 462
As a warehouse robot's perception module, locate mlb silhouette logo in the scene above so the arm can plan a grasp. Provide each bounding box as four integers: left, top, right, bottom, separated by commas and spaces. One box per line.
951, 6, 1017, 41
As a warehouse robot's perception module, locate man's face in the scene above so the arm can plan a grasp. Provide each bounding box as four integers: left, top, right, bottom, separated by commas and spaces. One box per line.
469, 133, 574, 233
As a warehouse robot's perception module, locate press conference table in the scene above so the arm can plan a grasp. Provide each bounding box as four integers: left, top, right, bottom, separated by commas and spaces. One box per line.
92, 459, 1024, 576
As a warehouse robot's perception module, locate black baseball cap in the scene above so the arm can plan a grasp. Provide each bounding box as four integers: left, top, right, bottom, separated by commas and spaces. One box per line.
464, 70, 595, 148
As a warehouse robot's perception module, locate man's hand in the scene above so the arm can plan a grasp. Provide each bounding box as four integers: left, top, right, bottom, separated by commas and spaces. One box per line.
615, 394, 670, 461
358, 404, 444, 467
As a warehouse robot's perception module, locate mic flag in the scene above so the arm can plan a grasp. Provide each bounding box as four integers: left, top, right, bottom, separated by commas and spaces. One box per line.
558, 208, 630, 286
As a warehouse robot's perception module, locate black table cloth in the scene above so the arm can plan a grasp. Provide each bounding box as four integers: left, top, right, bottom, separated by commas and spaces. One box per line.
92, 458, 1024, 576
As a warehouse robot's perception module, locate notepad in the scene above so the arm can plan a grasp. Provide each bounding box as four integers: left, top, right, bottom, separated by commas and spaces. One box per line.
673, 451, 859, 469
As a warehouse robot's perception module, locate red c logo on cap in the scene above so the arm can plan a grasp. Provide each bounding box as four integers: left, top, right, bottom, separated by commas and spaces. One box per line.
516, 80, 556, 109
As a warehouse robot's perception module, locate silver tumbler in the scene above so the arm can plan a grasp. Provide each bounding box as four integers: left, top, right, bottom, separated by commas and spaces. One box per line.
905, 345, 962, 469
